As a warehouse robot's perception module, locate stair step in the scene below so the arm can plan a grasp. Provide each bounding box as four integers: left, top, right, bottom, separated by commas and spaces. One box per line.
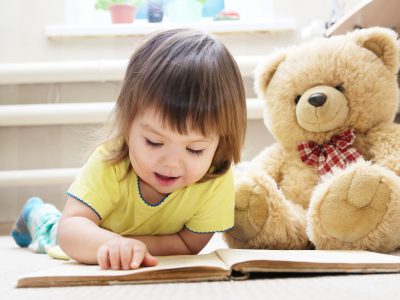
0, 99, 263, 126
0, 56, 265, 85
0, 168, 79, 187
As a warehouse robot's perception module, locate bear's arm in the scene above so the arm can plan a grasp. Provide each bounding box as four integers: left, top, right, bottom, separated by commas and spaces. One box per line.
365, 123, 400, 176
249, 143, 286, 183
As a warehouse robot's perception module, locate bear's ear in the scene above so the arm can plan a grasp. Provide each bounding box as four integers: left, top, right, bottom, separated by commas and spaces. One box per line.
254, 50, 287, 99
349, 27, 399, 73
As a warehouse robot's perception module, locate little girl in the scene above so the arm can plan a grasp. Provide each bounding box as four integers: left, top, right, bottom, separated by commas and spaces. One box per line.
11, 28, 247, 270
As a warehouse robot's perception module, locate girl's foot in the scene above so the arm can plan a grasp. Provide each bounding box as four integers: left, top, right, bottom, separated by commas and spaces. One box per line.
11, 197, 43, 247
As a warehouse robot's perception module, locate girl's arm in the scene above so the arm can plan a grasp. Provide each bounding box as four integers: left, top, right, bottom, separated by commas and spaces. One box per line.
58, 198, 212, 269
58, 198, 157, 269
57, 197, 120, 264
131, 228, 214, 256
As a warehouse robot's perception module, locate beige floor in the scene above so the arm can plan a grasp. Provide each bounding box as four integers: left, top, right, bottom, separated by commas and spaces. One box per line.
3, 234, 400, 300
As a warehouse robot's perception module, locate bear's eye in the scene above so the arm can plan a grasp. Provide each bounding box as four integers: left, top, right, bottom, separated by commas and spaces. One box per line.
335, 83, 345, 92
295, 95, 301, 105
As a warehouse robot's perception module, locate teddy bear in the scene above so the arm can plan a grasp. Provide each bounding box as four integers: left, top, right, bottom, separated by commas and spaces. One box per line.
224, 27, 400, 253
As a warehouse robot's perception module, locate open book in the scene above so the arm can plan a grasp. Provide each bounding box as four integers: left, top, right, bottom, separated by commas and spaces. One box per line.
17, 249, 400, 288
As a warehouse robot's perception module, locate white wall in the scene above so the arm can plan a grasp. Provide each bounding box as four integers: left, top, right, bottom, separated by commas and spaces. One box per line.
0, 0, 362, 63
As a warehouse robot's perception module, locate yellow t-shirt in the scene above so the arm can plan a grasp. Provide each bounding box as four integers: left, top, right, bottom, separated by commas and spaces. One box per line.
67, 143, 234, 235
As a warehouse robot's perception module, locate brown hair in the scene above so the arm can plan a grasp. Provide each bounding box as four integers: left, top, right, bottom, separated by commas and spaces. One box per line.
106, 28, 246, 182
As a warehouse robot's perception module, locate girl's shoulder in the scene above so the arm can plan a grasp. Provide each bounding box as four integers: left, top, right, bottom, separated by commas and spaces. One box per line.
85, 138, 130, 179
87, 137, 125, 163
190, 167, 234, 194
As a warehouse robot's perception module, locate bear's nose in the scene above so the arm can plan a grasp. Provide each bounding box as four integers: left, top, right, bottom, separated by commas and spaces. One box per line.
308, 93, 327, 107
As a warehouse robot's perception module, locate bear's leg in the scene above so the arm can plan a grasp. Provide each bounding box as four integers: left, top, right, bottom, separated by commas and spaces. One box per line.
224, 171, 310, 249
308, 160, 400, 252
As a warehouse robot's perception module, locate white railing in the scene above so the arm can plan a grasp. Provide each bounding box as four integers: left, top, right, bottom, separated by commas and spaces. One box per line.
0, 102, 114, 126
0, 99, 263, 127
0, 56, 265, 85
0, 168, 79, 187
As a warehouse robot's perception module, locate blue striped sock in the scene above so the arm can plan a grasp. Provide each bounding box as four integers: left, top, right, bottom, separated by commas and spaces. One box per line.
11, 197, 44, 248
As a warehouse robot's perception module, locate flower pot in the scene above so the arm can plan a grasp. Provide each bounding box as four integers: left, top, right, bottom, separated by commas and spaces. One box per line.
109, 4, 137, 24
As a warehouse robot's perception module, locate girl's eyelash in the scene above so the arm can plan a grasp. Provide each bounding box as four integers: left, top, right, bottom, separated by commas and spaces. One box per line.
145, 138, 204, 155
187, 148, 204, 156
145, 138, 162, 147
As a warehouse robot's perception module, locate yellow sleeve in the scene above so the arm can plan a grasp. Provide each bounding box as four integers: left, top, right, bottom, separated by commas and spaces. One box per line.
185, 168, 234, 233
66, 145, 122, 220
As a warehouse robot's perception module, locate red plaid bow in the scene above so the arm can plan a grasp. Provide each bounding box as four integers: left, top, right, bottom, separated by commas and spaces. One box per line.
297, 129, 362, 175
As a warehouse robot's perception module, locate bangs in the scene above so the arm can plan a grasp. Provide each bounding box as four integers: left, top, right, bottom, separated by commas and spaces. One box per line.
131, 34, 229, 137
136, 67, 223, 136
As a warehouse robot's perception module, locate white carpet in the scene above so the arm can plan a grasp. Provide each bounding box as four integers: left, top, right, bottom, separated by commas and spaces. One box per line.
2, 235, 400, 300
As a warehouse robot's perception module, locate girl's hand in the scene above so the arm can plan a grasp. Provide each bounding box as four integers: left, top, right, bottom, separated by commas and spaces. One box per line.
97, 237, 158, 270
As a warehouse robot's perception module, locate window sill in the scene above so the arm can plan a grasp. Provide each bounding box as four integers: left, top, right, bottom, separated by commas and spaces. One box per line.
45, 18, 296, 39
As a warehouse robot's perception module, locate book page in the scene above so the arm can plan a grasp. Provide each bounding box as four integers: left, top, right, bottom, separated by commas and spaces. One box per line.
216, 249, 400, 273
17, 252, 230, 287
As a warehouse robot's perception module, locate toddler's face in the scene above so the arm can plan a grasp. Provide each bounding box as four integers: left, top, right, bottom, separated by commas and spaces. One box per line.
127, 108, 219, 198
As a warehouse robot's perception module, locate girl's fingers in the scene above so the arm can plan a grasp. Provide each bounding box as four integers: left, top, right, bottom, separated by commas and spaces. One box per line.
108, 242, 121, 270
130, 244, 146, 269
120, 242, 133, 270
98, 238, 155, 270
142, 252, 158, 267
97, 246, 110, 270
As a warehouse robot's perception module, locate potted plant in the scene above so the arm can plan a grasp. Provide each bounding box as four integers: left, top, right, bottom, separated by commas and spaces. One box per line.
95, 0, 145, 24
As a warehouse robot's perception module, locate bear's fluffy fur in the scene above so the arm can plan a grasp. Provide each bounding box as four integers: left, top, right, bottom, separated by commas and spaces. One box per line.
225, 27, 400, 253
